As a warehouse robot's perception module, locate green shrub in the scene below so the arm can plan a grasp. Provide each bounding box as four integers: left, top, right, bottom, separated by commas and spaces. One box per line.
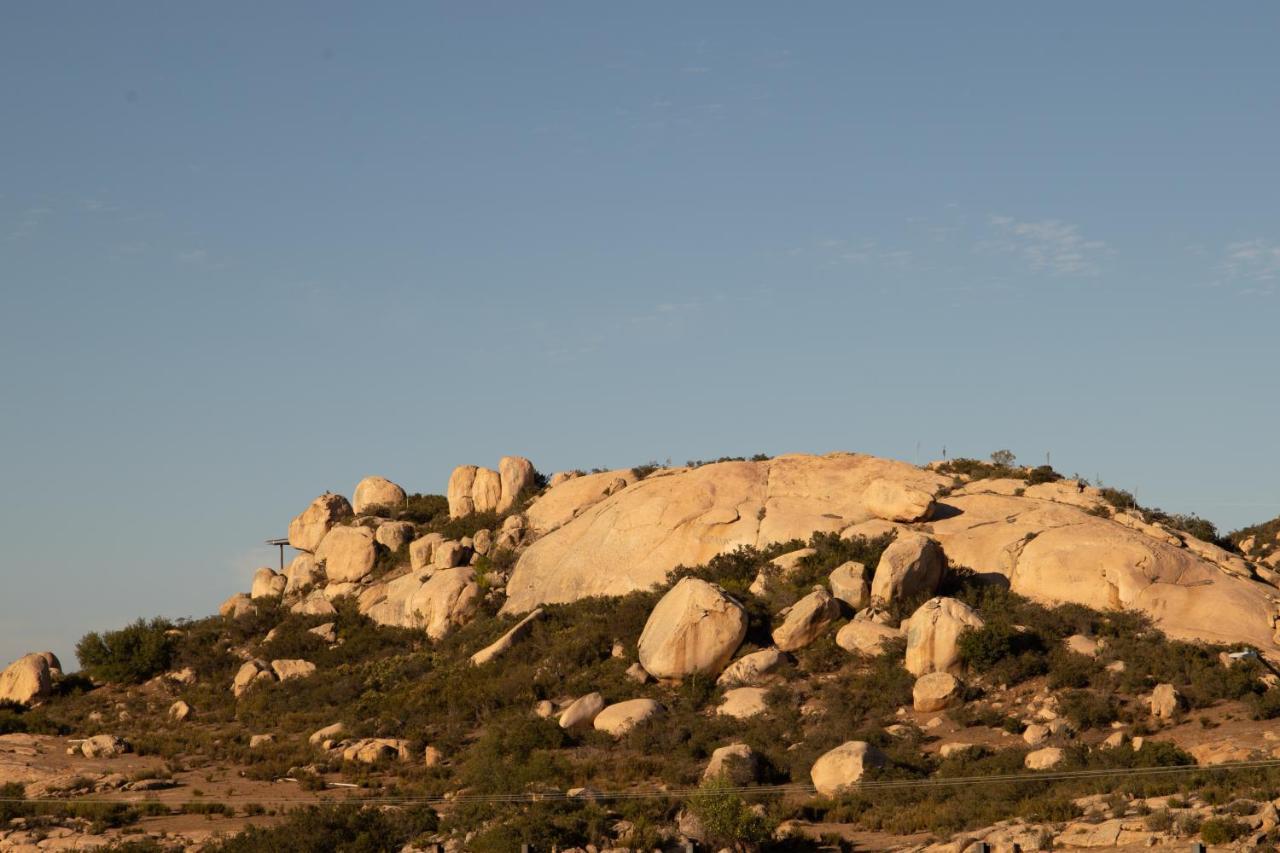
76, 618, 175, 684
1058, 689, 1120, 730
687, 775, 777, 851
1200, 816, 1249, 844
203, 804, 438, 852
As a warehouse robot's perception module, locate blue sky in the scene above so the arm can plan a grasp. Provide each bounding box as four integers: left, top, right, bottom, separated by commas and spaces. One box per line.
2, 3, 1278, 668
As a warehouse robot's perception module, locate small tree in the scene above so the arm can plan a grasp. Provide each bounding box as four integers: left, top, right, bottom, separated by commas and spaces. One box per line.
686, 775, 776, 852
76, 617, 175, 684
990, 449, 1017, 468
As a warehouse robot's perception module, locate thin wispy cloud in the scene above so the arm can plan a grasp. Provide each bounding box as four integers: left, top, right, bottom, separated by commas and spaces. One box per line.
8, 206, 52, 240
1221, 239, 1280, 283
983, 215, 1110, 276
794, 237, 913, 269
177, 248, 209, 264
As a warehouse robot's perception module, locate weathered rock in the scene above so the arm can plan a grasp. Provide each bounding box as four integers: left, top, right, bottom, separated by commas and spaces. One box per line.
938, 742, 978, 759
283, 553, 321, 596
471, 467, 502, 514
559, 692, 606, 729
232, 660, 274, 697
904, 597, 984, 676
829, 561, 871, 610
703, 743, 760, 785
315, 525, 377, 584
0, 654, 53, 705
771, 548, 817, 576
81, 735, 130, 758
772, 587, 840, 652
810, 741, 887, 796
447, 465, 478, 518
835, 620, 903, 657
1024, 747, 1065, 770
219, 592, 255, 619
251, 567, 286, 600
434, 540, 471, 569
168, 700, 191, 722
503, 454, 949, 614
637, 578, 748, 679
249, 734, 275, 748
407, 568, 480, 639
522, 468, 641, 535
288, 492, 354, 553
343, 738, 411, 763
271, 659, 316, 681
863, 477, 938, 523
291, 591, 337, 616
374, 520, 416, 552
498, 456, 537, 512
594, 699, 663, 736
471, 609, 544, 666
870, 533, 945, 605
1150, 683, 1184, 719
308, 622, 337, 643
928, 490, 1280, 651
472, 528, 494, 556
912, 672, 962, 713
1023, 723, 1050, 746
352, 476, 407, 515
1065, 634, 1102, 657
718, 687, 769, 719
309, 722, 345, 745
409, 532, 445, 571
717, 648, 786, 687
625, 662, 651, 683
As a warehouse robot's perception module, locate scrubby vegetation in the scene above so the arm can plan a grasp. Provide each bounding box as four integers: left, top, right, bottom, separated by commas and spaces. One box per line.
21, 520, 1280, 849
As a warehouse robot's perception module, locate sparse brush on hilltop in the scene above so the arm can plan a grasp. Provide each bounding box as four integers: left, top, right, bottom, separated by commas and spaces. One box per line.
11, 451, 1280, 851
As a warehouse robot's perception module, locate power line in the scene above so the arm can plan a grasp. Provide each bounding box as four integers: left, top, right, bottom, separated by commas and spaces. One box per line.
6, 758, 1280, 808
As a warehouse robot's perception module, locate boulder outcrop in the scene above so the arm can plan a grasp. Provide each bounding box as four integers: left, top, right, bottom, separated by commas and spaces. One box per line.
0, 654, 54, 705
772, 587, 840, 652
927, 491, 1280, 651
503, 453, 949, 614
288, 492, 353, 553
870, 532, 944, 606
912, 671, 962, 712
863, 477, 937, 522
829, 561, 871, 610
448, 457, 538, 518
352, 476, 407, 515
904, 597, 985, 676
315, 525, 377, 584
717, 648, 786, 687
835, 621, 903, 656
810, 741, 887, 796
637, 578, 747, 679
593, 699, 663, 736
559, 692, 606, 730
703, 743, 760, 785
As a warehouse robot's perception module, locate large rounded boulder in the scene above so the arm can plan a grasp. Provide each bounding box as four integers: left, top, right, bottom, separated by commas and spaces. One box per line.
638, 578, 748, 679
315, 525, 377, 584
0, 653, 54, 705
863, 477, 938, 523
288, 492, 354, 553
870, 532, 945, 606
810, 741, 887, 797
498, 456, 537, 512
352, 476, 407, 515
904, 597, 985, 676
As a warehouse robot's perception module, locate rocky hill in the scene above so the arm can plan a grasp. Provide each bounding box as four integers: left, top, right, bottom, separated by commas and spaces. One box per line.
4, 451, 1280, 852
